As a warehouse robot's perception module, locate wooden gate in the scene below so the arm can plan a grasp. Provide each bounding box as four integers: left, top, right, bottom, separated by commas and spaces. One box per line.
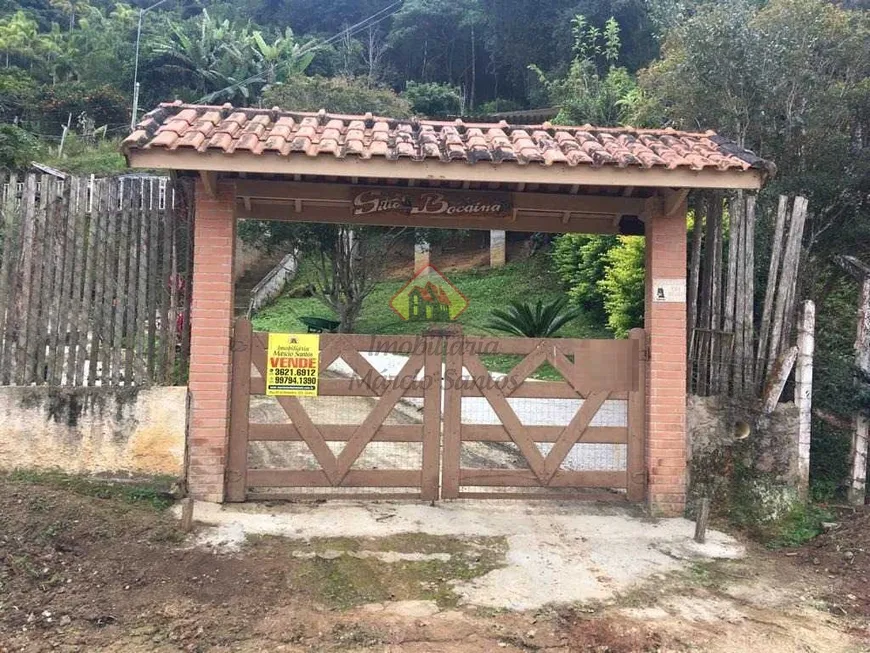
225, 319, 645, 502
225, 319, 443, 501
441, 329, 646, 500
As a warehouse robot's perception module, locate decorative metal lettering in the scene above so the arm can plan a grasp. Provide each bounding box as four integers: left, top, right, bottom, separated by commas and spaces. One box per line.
351, 189, 511, 219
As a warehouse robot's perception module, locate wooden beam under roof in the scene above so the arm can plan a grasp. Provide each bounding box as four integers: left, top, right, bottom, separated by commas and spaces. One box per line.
127, 148, 765, 190
234, 199, 644, 235
234, 180, 649, 217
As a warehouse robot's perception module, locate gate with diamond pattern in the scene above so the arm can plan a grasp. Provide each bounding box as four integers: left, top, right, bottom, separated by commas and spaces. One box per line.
225, 318, 645, 502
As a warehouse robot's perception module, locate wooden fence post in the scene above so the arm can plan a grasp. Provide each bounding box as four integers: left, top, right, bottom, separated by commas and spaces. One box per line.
0, 174, 21, 383
833, 255, 870, 506
849, 275, 870, 505
14, 174, 38, 385
767, 197, 809, 383
421, 330, 443, 502
489, 230, 506, 268
741, 194, 756, 391
225, 318, 252, 502
627, 328, 647, 502
755, 196, 789, 390
441, 327, 463, 499
795, 300, 815, 496
414, 239, 430, 271
694, 497, 710, 543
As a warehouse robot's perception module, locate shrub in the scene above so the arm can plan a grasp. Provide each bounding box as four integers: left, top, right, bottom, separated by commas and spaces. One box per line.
598, 236, 645, 337
0, 123, 38, 171
37, 83, 129, 136
403, 81, 462, 117
264, 75, 412, 117
551, 234, 617, 322
41, 134, 126, 175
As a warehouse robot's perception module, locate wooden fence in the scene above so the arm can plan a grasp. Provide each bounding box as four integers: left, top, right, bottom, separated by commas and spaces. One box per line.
0, 173, 193, 386
687, 192, 809, 398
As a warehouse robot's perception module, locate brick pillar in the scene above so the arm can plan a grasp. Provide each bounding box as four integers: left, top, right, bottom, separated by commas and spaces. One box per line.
188, 178, 236, 502
490, 230, 506, 267
645, 199, 687, 516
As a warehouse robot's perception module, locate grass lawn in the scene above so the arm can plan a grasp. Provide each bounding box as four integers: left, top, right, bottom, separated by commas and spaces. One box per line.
252, 253, 609, 340
252, 254, 611, 378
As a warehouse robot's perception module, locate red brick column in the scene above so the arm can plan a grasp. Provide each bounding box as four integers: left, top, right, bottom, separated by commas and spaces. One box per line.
187, 178, 236, 502
645, 199, 688, 516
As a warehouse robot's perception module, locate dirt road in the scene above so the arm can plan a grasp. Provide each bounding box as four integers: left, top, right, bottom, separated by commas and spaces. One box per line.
0, 474, 867, 652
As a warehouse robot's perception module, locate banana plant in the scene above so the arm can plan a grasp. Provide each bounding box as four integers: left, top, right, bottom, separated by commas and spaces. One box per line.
250, 28, 317, 86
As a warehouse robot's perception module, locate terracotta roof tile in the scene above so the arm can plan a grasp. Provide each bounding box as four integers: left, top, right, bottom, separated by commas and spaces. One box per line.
122, 102, 775, 177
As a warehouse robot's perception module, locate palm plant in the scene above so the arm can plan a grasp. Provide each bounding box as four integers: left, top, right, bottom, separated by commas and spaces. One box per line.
486, 297, 582, 338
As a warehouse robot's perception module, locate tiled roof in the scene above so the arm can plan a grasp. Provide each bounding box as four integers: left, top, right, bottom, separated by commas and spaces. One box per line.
123, 101, 774, 175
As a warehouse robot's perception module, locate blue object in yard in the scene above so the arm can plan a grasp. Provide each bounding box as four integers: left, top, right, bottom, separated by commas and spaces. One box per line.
299, 316, 341, 333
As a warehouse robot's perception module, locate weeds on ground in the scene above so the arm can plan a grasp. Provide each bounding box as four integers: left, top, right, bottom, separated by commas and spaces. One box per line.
247, 533, 508, 609
720, 461, 834, 549
764, 503, 834, 549
6, 469, 176, 511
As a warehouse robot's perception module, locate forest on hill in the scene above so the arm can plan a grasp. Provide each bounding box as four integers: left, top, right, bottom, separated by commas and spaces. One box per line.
0, 0, 868, 495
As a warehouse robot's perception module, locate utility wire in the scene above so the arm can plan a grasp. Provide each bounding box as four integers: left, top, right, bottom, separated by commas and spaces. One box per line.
196, 0, 404, 104
295, 0, 403, 58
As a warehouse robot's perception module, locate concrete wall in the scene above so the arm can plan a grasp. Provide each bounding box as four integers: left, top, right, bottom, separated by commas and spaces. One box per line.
687, 394, 801, 515
0, 386, 187, 477
249, 252, 298, 315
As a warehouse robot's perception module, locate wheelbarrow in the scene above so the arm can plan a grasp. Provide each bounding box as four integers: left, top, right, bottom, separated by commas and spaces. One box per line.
299, 316, 341, 333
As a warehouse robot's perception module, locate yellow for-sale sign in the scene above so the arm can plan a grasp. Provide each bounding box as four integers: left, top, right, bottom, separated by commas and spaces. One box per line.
266, 333, 320, 396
